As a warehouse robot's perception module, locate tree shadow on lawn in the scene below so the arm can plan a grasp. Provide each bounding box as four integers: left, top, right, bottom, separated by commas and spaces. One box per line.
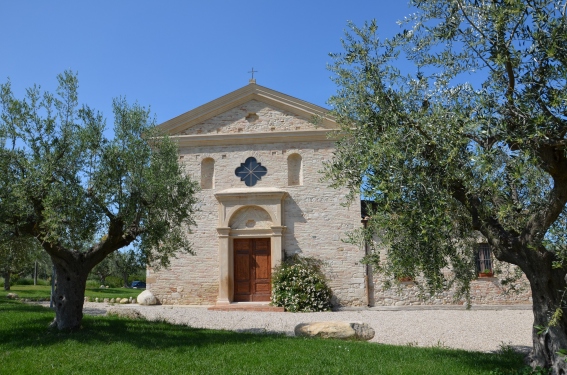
0, 299, 526, 373
0, 298, 54, 316
386, 345, 527, 373
0, 299, 282, 351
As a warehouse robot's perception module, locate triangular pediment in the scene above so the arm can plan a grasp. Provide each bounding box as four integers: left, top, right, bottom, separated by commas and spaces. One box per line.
157, 83, 338, 136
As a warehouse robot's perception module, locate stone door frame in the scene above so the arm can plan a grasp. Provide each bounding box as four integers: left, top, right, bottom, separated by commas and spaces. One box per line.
214, 187, 287, 305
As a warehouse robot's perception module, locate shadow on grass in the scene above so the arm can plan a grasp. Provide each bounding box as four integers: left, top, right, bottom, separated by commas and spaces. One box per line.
0, 299, 527, 374
380, 345, 527, 374
0, 298, 280, 351
0, 299, 51, 313
0, 286, 140, 300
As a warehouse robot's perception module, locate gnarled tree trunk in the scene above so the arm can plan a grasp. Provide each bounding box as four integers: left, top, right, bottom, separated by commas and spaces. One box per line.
50, 257, 89, 330
515, 248, 567, 373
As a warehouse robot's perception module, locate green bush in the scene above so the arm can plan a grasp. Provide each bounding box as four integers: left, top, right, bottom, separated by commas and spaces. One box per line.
104, 276, 123, 288
86, 279, 100, 288
13, 278, 51, 286
14, 278, 34, 286
271, 255, 332, 312
128, 273, 146, 284
2, 277, 51, 287
87, 276, 123, 288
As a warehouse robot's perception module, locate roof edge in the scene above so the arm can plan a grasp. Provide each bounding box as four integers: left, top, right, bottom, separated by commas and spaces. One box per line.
157, 83, 337, 135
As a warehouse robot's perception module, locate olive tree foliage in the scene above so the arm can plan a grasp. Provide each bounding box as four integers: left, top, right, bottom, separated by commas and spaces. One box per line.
112, 249, 144, 288
0, 229, 43, 290
91, 254, 113, 286
0, 71, 198, 329
325, 0, 567, 370
90, 249, 144, 287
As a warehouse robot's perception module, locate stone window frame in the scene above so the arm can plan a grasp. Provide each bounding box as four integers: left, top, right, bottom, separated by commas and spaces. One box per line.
201, 157, 215, 189
476, 243, 493, 273
287, 153, 303, 186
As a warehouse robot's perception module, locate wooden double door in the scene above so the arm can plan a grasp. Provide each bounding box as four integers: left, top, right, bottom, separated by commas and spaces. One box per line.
234, 238, 271, 302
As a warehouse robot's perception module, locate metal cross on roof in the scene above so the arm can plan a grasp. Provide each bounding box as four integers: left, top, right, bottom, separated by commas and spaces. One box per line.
248, 67, 258, 80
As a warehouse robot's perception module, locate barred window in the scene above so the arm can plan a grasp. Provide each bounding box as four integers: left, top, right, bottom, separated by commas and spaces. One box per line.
476, 243, 493, 273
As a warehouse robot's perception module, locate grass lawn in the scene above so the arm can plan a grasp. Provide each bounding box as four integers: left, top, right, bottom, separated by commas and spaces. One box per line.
0, 285, 143, 300
0, 298, 529, 375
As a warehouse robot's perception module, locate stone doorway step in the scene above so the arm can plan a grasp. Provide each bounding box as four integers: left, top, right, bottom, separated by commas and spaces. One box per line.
207, 302, 284, 312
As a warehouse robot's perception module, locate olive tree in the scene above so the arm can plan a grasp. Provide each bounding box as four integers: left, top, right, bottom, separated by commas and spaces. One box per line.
0, 71, 197, 330
325, 1, 567, 371
90, 255, 113, 286
112, 249, 144, 288
0, 230, 42, 290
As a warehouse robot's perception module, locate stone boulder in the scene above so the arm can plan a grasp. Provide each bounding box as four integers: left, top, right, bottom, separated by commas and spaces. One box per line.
350, 322, 376, 340
119, 298, 129, 304
107, 307, 144, 320
6, 293, 18, 299
137, 290, 157, 305
294, 321, 375, 341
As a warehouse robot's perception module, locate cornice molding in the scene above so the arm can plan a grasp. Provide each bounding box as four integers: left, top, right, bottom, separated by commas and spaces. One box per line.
172, 129, 337, 147
214, 187, 288, 202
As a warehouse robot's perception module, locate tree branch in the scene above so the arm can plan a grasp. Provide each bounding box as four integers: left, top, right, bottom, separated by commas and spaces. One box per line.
86, 188, 115, 221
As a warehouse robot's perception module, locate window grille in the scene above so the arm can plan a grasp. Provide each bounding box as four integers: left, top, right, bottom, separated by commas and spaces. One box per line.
476, 243, 493, 273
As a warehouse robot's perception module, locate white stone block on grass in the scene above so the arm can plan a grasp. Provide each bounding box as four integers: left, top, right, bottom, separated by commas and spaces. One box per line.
294, 321, 375, 341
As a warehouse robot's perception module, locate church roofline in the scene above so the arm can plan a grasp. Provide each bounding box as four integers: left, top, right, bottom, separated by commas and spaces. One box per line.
156, 82, 338, 135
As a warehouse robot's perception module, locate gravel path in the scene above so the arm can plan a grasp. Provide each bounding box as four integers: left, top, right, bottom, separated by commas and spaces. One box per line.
79, 302, 533, 353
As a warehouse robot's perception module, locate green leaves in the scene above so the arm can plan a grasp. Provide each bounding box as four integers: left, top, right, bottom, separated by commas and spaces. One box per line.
325, 0, 567, 302
0, 71, 198, 271
271, 256, 332, 312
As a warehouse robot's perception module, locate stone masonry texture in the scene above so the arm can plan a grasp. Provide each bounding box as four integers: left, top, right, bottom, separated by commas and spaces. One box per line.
150, 99, 532, 307
149, 100, 366, 306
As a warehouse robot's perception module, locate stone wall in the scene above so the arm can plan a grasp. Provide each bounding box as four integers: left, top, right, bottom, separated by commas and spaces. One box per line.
149, 98, 531, 307
179, 100, 321, 135
148, 102, 365, 306
370, 262, 532, 307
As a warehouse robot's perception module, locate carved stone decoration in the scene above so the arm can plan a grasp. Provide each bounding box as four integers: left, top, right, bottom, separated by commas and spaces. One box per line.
235, 157, 267, 187
228, 206, 272, 229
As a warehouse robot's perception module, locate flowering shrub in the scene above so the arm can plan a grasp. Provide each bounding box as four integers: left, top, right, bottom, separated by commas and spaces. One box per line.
271, 256, 332, 312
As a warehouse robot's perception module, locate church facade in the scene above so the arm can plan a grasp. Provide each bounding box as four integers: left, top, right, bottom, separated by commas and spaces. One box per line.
147, 81, 532, 307
147, 81, 366, 306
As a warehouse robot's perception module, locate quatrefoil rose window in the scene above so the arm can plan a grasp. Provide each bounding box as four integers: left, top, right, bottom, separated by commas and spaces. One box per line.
235, 157, 267, 187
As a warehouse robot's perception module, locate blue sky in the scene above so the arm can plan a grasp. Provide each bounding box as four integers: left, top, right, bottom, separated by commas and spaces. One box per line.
1, 1, 416, 125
